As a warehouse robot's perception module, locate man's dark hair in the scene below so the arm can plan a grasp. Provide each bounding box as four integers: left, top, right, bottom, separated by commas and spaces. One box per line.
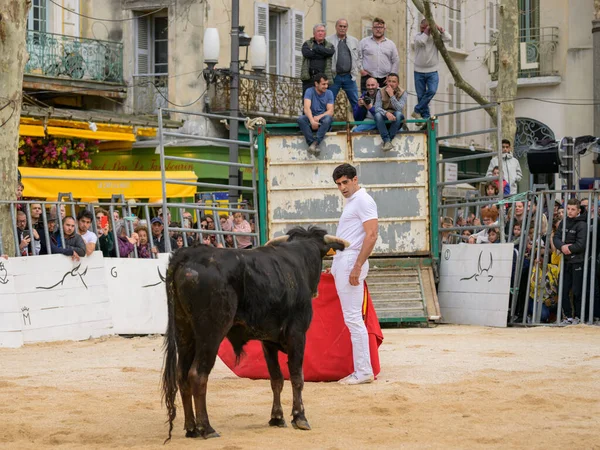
332, 163, 357, 181
502, 139, 511, 146
77, 209, 93, 221
313, 73, 327, 85
373, 17, 385, 25
492, 165, 499, 171
567, 198, 580, 207
63, 216, 75, 225
387, 73, 399, 81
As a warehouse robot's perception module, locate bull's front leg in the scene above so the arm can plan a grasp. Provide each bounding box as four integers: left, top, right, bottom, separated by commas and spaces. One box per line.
262, 341, 286, 427
286, 331, 311, 430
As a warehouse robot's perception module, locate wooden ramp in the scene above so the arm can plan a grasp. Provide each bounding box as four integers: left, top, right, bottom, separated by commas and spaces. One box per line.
367, 259, 440, 325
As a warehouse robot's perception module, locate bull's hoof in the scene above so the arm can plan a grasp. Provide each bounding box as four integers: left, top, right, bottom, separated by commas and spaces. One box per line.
291, 418, 311, 430
200, 429, 220, 439
269, 417, 287, 428
185, 428, 201, 438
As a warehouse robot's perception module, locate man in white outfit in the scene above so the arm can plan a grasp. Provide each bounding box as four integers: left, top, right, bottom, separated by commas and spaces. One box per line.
331, 163, 379, 385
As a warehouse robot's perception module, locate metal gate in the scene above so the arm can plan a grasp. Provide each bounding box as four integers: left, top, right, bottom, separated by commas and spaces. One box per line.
157, 109, 260, 250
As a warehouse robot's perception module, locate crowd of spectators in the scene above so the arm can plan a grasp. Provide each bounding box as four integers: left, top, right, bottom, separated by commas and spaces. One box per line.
297, 17, 451, 155
441, 191, 600, 325
6, 180, 257, 261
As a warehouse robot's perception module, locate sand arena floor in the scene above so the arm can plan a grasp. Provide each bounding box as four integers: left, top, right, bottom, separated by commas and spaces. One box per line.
1, 325, 599, 449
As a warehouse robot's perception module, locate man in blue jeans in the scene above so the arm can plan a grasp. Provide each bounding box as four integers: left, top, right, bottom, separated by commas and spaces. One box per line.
297, 73, 334, 156
373, 73, 407, 151
327, 18, 360, 111
412, 19, 451, 127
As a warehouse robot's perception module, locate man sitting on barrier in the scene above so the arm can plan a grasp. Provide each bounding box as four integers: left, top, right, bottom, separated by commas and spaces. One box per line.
352, 77, 379, 133
373, 73, 407, 152
297, 72, 334, 156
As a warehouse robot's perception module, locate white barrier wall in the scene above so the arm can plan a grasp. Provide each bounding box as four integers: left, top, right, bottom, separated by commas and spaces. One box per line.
0, 252, 170, 348
438, 244, 514, 328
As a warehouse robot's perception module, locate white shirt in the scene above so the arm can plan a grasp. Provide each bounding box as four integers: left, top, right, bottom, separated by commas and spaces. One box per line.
80, 229, 98, 245
336, 188, 378, 251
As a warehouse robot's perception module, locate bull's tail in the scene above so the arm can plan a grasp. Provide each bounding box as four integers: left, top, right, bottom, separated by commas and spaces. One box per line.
161, 266, 178, 444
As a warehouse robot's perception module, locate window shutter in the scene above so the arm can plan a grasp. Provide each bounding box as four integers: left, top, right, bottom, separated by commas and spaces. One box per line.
455, 1, 462, 49
291, 10, 304, 78
135, 16, 150, 75
255, 2, 269, 71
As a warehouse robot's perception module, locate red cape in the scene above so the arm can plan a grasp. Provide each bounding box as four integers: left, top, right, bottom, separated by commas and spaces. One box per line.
217, 272, 383, 382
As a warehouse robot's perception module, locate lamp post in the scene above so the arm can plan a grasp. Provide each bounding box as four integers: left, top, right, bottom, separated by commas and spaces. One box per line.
203, 9, 266, 199
229, 0, 240, 201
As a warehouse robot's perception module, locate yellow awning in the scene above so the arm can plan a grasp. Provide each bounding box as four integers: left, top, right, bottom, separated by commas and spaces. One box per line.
18, 118, 156, 142
19, 167, 197, 200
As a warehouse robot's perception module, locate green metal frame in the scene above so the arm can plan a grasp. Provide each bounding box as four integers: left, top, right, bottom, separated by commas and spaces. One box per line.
427, 118, 440, 262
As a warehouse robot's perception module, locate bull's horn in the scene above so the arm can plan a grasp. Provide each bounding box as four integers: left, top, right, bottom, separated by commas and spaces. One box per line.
265, 235, 289, 246
324, 235, 350, 248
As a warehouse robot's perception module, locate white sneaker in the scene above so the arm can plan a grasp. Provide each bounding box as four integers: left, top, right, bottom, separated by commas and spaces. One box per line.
338, 373, 374, 385
338, 373, 356, 384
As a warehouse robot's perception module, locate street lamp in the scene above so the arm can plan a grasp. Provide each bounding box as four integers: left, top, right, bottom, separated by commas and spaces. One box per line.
202, 6, 267, 200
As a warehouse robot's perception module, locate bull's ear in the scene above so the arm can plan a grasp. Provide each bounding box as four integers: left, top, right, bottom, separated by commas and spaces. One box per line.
265, 235, 289, 246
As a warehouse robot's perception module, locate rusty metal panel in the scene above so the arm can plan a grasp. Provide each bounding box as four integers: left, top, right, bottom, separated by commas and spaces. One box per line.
266, 131, 430, 256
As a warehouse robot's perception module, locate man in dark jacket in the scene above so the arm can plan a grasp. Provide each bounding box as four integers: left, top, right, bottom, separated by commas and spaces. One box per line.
553, 198, 588, 323
39, 215, 86, 261
150, 217, 177, 254
300, 23, 335, 95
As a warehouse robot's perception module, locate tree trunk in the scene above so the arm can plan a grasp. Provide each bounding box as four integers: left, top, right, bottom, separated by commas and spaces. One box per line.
496, 0, 519, 148
413, 0, 497, 122
0, 0, 30, 257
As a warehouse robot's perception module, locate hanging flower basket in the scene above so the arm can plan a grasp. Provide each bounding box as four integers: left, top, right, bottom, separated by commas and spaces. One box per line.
18, 137, 100, 170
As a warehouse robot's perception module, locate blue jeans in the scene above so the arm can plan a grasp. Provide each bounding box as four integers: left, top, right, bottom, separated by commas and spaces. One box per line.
297, 114, 333, 145
528, 298, 552, 323
374, 111, 404, 142
414, 71, 439, 119
329, 73, 359, 110
353, 122, 377, 132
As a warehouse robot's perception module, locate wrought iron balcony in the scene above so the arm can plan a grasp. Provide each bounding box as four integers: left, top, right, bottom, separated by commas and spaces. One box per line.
132, 74, 169, 115
208, 71, 350, 122
490, 27, 559, 81
25, 31, 123, 83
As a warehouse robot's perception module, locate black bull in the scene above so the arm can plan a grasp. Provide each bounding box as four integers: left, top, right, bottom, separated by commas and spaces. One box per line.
161, 226, 349, 441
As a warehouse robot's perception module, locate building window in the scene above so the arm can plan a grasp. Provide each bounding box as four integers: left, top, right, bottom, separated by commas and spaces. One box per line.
446, 0, 463, 50
362, 19, 373, 39
448, 82, 462, 136
519, 0, 539, 40
135, 13, 168, 76
488, 0, 499, 41
28, 0, 47, 32
255, 3, 303, 77
153, 16, 168, 74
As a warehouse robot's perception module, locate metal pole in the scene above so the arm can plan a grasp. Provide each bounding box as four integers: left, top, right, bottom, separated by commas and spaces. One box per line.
580, 191, 592, 322
257, 126, 268, 244
556, 201, 568, 323
589, 189, 598, 322
10, 204, 19, 256
496, 104, 505, 242
594, 19, 600, 178
229, 0, 241, 201
158, 110, 171, 252
248, 128, 260, 247
525, 194, 542, 323
509, 199, 531, 321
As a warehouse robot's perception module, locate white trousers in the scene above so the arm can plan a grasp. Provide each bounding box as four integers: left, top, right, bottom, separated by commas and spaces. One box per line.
331, 250, 373, 377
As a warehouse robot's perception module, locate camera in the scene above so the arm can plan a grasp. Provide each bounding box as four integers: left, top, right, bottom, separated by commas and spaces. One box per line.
363, 95, 372, 106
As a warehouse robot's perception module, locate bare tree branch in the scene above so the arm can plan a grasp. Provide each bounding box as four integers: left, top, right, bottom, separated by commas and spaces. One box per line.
412, 0, 497, 122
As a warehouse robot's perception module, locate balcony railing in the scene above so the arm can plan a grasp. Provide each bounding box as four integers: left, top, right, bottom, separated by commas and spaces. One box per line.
132, 74, 169, 115
25, 31, 123, 83
490, 27, 559, 81
208, 71, 350, 122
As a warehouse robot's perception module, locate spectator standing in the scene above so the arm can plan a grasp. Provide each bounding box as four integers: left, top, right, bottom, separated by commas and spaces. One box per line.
77, 209, 98, 256
150, 217, 176, 254
553, 198, 588, 324
297, 73, 334, 156
327, 18, 361, 110
300, 24, 335, 95
225, 212, 253, 249
95, 208, 115, 257
486, 139, 522, 195
61, 216, 86, 260
353, 77, 379, 132
412, 19, 451, 124
135, 226, 152, 258
374, 73, 407, 151
359, 17, 399, 93
115, 220, 139, 258
15, 211, 32, 256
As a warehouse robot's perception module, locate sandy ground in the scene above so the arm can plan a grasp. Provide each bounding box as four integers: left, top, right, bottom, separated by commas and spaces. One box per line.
1, 325, 600, 450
